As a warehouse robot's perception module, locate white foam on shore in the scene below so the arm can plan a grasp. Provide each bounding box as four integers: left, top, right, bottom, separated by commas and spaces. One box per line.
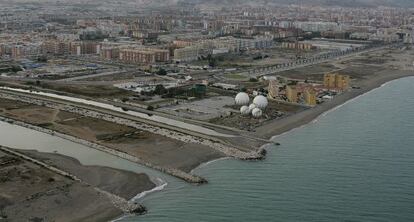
131, 177, 168, 201
110, 179, 168, 221
190, 157, 232, 174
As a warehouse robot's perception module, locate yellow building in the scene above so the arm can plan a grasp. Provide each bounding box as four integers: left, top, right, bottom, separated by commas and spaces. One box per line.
286, 85, 298, 103
281, 42, 313, 50
335, 74, 350, 90
304, 88, 317, 106
323, 73, 337, 88
324, 73, 350, 90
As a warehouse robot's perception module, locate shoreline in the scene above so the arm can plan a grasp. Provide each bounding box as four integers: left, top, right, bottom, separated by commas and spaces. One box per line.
254, 70, 414, 140
188, 72, 414, 177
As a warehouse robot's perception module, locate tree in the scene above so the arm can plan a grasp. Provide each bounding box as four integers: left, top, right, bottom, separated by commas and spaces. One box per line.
121, 98, 129, 102
37, 56, 48, 63
157, 68, 167, 75
206, 54, 218, 67
11, 66, 22, 72
154, 84, 167, 95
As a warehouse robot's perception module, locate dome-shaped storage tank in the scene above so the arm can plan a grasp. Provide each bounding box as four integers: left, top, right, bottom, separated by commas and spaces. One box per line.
248, 103, 257, 112
240, 106, 250, 115
253, 95, 268, 109
252, 108, 263, 118
235, 92, 250, 105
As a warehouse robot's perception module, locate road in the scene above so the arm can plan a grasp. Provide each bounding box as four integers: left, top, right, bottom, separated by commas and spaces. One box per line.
57, 70, 127, 82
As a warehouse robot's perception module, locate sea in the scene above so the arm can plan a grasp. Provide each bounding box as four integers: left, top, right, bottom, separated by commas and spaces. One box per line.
1, 76, 414, 221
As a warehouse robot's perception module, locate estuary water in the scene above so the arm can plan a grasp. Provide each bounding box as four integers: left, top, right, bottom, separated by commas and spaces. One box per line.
1, 76, 414, 221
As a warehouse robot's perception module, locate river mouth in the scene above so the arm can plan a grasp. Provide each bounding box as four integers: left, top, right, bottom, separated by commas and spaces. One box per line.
0, 119, 187, 195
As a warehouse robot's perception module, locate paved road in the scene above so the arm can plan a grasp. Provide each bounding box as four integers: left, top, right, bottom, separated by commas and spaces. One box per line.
57, 70, 126, 82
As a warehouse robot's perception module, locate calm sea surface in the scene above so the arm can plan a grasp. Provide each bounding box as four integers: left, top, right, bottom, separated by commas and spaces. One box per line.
1, 77, 414, 221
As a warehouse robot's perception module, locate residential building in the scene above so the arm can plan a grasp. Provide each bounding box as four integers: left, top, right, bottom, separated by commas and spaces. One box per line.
324, 73, 350, 90
286, 85, 298, 103
304, 88, 317, 106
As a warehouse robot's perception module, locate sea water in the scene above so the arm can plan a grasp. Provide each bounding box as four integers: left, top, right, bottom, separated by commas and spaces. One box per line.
124, 76, 414, 221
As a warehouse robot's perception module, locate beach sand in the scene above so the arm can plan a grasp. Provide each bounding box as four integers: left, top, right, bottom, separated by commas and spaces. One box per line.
254, 69, 414, 139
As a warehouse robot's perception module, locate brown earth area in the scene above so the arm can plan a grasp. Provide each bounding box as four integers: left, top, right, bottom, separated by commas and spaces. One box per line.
0, 148, 154, 222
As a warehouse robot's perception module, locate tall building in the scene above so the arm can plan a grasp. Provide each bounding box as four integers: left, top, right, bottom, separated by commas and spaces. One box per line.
173, 46, 202, 62
119, 48, 169, 64
324, 73, 337, 88
70, 41, 101, 55
281, 42, 313, 50
286, 85, 298, 103
100, 46, 120, 60
10, 43, 41, 59
335, 74, 350, 90
41, 40, 70, 55
324, 73, 350, 90
304, 88, 317, 106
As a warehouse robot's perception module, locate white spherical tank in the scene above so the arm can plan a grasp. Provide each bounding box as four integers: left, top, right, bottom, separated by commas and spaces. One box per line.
248, 103, 257, 112
253, 95, 268, 109
252, 108, 263, 118
235, 92, 250, 105
240, 106, 250, 115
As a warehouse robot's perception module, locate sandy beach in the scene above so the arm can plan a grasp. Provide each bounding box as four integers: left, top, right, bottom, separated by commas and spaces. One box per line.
254, 45, 414, 140
255, 70, 414, 139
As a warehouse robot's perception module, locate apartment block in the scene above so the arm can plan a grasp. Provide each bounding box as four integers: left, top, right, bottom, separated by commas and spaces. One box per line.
286, 85, 298, 103
119, 48, 169, 64
304, 88, 317, 106
324, 73, 350, 90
